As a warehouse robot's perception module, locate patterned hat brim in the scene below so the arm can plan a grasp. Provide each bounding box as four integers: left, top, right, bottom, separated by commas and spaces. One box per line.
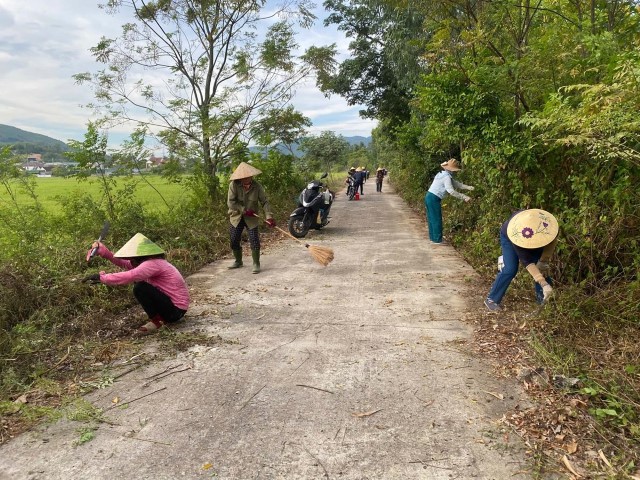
507, 209, 559, 249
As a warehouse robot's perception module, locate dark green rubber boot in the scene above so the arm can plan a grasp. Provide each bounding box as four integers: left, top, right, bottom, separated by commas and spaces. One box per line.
228, 249, 243, 269
251, 249, 261, 274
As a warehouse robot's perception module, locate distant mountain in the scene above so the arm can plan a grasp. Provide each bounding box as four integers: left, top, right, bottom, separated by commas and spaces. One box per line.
0, 124, 68, 149
0, 124, 69, 162
0, 124, 372, 161
344, 136, 371, 146
250, 135, 371, 157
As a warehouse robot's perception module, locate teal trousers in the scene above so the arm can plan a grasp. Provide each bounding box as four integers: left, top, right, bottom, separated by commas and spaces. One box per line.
425, 192, 442, 243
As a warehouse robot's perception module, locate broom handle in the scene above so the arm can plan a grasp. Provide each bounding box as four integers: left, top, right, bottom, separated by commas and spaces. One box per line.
251, 213, 310, 248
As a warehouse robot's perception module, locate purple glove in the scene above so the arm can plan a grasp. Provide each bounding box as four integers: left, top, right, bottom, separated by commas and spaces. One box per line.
243, 209, 256, 217
266, 218, 276, 228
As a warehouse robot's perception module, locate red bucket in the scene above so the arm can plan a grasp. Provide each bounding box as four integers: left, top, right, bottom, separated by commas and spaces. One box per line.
355, 192, 360, 200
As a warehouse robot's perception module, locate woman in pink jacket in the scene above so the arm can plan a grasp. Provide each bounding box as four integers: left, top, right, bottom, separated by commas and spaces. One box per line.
84, 233, 190, 335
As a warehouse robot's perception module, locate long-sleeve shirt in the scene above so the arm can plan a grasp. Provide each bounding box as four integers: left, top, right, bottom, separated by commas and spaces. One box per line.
427, 171, 473, 201
97, 245, 190, 310
227, 180, 273, 229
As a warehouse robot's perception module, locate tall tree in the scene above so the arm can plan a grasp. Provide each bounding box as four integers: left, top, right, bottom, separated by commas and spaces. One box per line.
74, 0, 317, 197
250, 105, 311, 156
306, 0, 427, 127
298, 131, 350, 171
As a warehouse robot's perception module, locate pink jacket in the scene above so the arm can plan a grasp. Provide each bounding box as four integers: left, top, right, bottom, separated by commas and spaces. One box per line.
96, 244, 190, 311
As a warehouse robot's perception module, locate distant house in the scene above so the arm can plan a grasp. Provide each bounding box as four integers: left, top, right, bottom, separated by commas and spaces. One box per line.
21, 153, 46, 174
146, 156, 169, 169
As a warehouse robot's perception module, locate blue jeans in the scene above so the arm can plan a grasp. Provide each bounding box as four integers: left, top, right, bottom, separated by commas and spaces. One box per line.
425, 192, 442, 242
487, 232, 544, 304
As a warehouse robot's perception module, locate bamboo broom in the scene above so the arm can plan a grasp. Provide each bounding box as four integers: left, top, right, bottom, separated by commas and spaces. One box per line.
252, 213, 334, 266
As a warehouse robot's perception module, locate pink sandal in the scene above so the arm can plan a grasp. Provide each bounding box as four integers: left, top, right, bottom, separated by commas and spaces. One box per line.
137, 318, 165, 335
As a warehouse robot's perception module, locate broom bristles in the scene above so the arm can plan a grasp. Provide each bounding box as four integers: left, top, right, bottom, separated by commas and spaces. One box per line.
307, 245, 334, 266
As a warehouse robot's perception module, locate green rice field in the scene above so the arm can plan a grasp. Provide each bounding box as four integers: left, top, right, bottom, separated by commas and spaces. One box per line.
0, 175, 187, 213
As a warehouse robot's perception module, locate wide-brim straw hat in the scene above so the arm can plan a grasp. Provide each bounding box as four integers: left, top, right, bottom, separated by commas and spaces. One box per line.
377, 167, 383, 171
355, 167, 363, 172
230, 162, 262, 180
441, 158, 461, 171
114, 233, 165, 258
507, 209, 559, 249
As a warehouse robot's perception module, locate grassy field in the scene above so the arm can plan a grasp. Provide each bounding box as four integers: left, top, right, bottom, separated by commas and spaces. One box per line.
0, 175, 187, 213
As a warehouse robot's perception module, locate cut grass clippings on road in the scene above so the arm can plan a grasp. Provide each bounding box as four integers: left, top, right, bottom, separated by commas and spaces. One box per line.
463, 281, 640, 479
352, 409, 382, 418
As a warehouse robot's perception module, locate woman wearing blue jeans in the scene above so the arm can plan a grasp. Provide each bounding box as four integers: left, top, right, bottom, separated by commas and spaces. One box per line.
425, 159, 474, 244
485, 209, 559, 312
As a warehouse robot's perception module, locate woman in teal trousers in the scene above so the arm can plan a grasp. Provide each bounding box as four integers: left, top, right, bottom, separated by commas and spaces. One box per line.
425, 159, 474, 244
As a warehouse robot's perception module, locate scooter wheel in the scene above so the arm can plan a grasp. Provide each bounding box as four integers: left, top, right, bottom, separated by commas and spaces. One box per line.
288, 216, 309, 238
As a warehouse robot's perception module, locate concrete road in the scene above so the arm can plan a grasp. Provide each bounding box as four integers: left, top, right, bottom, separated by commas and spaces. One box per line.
0, 179, 532, 479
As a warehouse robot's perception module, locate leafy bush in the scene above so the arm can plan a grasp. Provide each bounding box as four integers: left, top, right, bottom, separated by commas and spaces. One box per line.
0, 149, 303, 403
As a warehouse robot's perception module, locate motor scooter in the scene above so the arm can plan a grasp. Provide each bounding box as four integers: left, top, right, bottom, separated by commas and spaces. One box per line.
287, 173, 334, 238
345, 176, 356, 201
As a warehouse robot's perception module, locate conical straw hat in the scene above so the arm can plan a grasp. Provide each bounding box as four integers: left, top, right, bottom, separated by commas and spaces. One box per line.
114, 233, 165, 258
506, 209, 559, 249
230, 162, 262, 180
441, 158, 461, 171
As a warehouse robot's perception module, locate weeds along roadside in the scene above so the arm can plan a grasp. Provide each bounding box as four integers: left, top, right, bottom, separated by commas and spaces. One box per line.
386, 167, 640, 473
530, 283, 640, 447
457, 236, 640, 474
0, 163, 305, 441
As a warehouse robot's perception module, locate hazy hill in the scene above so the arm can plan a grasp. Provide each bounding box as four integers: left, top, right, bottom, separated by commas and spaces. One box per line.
343, 136, 371, 146
0, 124, 68, 149
0, 124, 70, 162
0, 124, 371, 161
251, 135, 371, 157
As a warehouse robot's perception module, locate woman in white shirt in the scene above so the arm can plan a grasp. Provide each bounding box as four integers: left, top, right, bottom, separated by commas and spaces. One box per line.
425, 158, 474, 244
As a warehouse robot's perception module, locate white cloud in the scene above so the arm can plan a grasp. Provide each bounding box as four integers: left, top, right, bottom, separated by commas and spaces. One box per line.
0, 1, 375, 145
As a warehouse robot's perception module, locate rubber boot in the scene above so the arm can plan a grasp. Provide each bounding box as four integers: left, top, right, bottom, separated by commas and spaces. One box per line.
228, 249, 243, 269
251, 249, 261, 274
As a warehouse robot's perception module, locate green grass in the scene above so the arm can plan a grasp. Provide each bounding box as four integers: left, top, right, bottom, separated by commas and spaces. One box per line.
0, 176, 187, 213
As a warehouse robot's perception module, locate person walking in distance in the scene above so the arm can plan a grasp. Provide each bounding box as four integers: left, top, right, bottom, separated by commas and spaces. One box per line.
227, 162, 276, 273
425, 158, 474, 244
354, 167, 366, 195
375, 167, 385, 192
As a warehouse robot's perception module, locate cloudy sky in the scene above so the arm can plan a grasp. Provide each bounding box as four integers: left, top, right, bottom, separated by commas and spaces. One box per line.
0, 0, 377, 146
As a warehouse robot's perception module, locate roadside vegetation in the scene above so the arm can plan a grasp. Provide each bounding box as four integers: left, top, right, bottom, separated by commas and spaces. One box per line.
310, 0, 640, 476
2, 0, 639, 476
0, 136, 356, 444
